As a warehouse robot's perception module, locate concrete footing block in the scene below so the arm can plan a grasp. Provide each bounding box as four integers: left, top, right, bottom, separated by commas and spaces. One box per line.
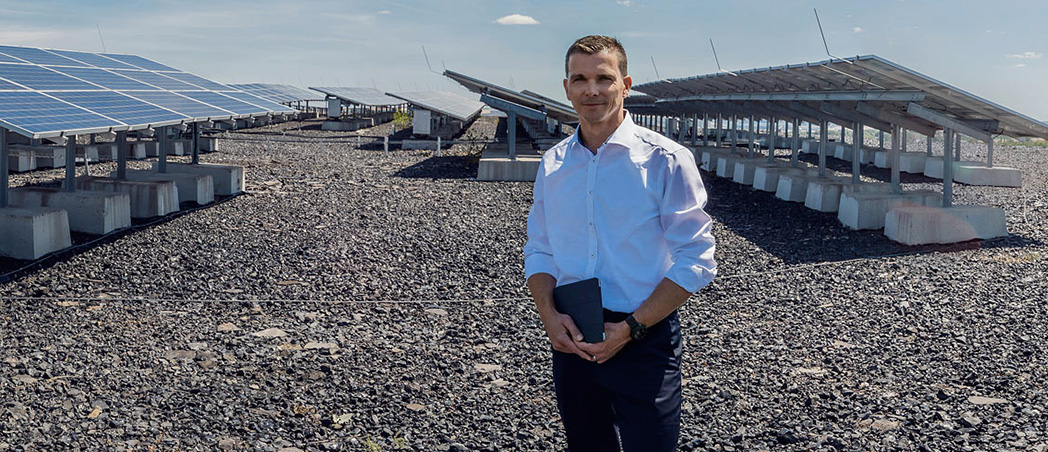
732, 158, 766, 185
859, 148, 879, 164
838, 190, 941, 230
7, 149, 37, 172
833, 144, 854, 162
898, 152, 928, 174
9, 187, 131, 235
923, 158, 984, 179
953, 165, 1021, 187
873, 151, 893, 168
172, 141, 189, 156
156, 162, 244, 196
801, 140, 819, 154
76, 177, 179, 219
775, 172, 825, 202
111, 169, 215, 205
0, 207, 71, 260
200, 137, 218, 153
753, 164, 792, 192
321, 119, 373, 131
804, 178, 853, 213
476, 155, 541, 181
87, 144, 119, 162
131, 142, 156, 159
716, 154, 745, 178
25, 146, 65, 168
700, 148, 730, 173
884, 205, 1008, 245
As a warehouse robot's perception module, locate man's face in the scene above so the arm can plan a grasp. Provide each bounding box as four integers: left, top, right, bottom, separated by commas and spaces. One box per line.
563, 50, 632, 127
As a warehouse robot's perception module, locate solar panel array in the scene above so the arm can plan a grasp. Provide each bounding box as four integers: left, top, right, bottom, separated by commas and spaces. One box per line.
310, 87, 405, 107
385, 91, 485, 123
0, 45, 294, 139
229, 83, 322, 104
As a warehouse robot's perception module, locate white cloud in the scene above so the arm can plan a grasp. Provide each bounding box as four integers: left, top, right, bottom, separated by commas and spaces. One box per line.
1016, 63, 1027, 68
376, 10, 391, 15
1007, 51, 1043, 59
495, 14, 539, 25
617, 0, 632, 6
853, 27, 864, 34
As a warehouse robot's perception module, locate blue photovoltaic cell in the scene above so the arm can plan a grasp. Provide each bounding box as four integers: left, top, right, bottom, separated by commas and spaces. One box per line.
49, 67, 156, 91
181, 91, 269, 115
0, 63, 100, 90
113, 70, 199, 90
124, 91, 233, 119
48, 91, 189, 126
0, 53, 24, 64
0, 92, 122, 133
163, 72, 230, 91
0, 45, 89, 67
223, 91, 295, 113
0, 78, 24, 90
48, 49, 141, 70
102, 53, 179, 72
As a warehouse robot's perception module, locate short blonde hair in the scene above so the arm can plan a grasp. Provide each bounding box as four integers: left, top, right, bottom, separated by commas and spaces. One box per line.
565, 35, 627, 78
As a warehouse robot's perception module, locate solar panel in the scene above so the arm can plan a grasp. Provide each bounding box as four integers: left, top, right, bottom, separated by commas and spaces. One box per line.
48, 50, 140, 70
112, 70, 199, 91
0, 45, 294, 138
222, 91, 300, 112
0, 45, 89, 67
0, 92, 121, 135
443, 70, 578, 123
231, 83, 323, 104
180, 91, 266, 115
48, 91, 188, 126
163, 72, 231, 91
386, 91, 484, 122
101, 53, 180, 72
0, 63, 100, 90
311, 87, 404, 107
50, 66, 156, 91
124, 91, 234, 118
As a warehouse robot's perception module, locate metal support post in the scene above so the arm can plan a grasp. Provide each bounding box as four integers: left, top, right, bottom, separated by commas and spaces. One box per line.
926, 133, 933, 157
747, 116, 755, 158
0, 128, 8, 208
852, 123, 862, 184
65, 136, 76, 192
158, 126, 168, 173
191, 122, 200, 164
767, 118, 776, 162
715, 114, 722, 147
383, 136, 389, 157
508, 111, 517, 160
730, 115, 738, 150
901, 129, 908, 152
878, 131, 884, 150
791, 117, 800, 167
955, 133, 961, 161
891, 124, 901, 194
818, 120, 828, 177
690, 114, 698, 146
436, 137, 441, 157
116, 131, 127, 180
987, 138, 994, 167
702, 113, 709, 147
807, 122, 812, 139
943, 128, 953, 207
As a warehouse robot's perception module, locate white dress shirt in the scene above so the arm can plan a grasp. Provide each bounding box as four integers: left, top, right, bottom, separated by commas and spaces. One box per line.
524, 113, 717, 313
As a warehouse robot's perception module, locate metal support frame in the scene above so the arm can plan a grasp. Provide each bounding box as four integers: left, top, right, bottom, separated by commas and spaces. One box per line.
690, 114, 698, 146
191, 122, 200, 164
852, 123, 862, 184
702, 113, 709, 147
747, 116, 756, 158
767, 117, 777, 162
658, 90, 925, 103
791, 117, 801, 167
818, 120, 828, 177
987, 138, 994, 167
730, 115, 738, 150
64, 136, 76, 192
906, 102, 992, 143
116, 131, 127, 180
855, 103, 938, 138
943, 128, 953, 207
890, 123, 901, 194
507, 110, 517, 161
901, 129, 908, 152
955, 133, 961, 161
0, 128, 8, 208
715, 114, 722, 147
926, 133, 933, 157
879, 130, 884, 149
158, 126, 168, 173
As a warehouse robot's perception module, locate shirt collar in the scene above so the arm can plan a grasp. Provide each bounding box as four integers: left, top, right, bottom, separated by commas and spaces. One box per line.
569, 110, 638, 154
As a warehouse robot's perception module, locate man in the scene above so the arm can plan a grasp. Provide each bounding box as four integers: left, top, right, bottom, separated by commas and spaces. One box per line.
523, 35, 717, 451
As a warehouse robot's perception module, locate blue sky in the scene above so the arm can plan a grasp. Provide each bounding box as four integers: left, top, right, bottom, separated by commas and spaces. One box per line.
2, 0, 1046, 119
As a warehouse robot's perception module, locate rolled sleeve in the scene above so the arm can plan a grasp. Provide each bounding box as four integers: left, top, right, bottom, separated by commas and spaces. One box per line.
660, 149, 717, 293
523, 165, 557, 281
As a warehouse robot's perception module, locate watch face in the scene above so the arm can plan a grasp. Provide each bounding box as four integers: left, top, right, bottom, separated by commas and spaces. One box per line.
631, 326, 647, 340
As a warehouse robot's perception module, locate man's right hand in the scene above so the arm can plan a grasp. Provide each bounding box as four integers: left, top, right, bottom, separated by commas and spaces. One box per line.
540, 311, 591, 360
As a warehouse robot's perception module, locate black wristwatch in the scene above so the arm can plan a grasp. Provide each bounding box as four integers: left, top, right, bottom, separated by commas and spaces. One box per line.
625, 315, 648, 340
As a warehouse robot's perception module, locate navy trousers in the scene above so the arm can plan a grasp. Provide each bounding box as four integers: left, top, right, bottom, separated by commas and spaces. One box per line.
552, 310, 683, 452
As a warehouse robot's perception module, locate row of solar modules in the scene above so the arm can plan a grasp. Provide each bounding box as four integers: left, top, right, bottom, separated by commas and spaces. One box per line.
0, 45, 293, 139
229, 83, 323, 104
311, 86, 485, 122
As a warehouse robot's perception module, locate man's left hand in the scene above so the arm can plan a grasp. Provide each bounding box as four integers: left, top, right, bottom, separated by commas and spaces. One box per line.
576, 321, 631, 364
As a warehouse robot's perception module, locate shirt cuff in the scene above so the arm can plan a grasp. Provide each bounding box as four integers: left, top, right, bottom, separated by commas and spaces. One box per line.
524, 254, 557, 281
665, 262, 716, 293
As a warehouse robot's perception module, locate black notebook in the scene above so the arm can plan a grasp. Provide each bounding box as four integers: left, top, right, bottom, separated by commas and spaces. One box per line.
552, 278, 605, 343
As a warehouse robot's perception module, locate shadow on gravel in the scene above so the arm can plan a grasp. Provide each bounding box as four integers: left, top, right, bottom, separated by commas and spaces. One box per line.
393, 155, 480, 180
703, 173, 1042, 265
0, 197, 237, 285
795, 153, 942, 184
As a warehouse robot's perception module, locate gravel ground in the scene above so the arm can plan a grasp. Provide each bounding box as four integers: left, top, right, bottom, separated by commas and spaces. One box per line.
2, 118, 1047, 451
